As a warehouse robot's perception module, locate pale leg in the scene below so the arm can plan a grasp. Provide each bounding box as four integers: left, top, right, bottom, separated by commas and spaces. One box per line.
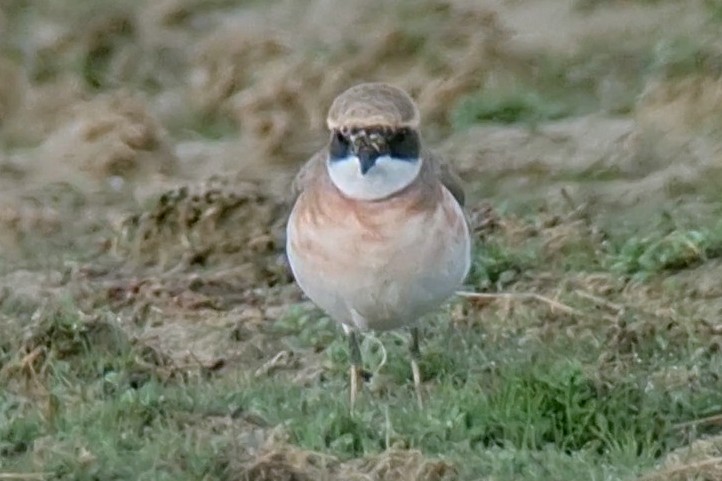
348, 330, 363, 412
410, 326, 424, 409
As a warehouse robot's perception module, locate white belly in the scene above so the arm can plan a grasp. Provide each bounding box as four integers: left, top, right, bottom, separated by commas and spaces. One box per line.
287, 188, 471, 331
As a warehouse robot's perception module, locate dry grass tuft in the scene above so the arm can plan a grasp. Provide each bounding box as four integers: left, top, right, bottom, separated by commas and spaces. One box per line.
445, 115, 641, 180
0, 57, 24, 127
0, 76, 86, 147
0, 202, 62, 254
0, 303, 129, 385
191, 28, 289, 119
186, 0, 523, 166
226, 56, 347, 163
640, 435, 722, 481
36, 90, 176, 182
113, 175, 288, 277
347, 448, 456, 481
234, 441, 456, 481
637, 75, 722, 140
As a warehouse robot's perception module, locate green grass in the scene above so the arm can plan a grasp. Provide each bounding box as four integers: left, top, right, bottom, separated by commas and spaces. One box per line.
1, 332, 718, 480
4, 203, 722, 479
450, 29, 722, 132
3, 262, 722, 480
604, 220, 722, 278
648, 37, 722, 79
183, 113, 240, 140
467, 210, 722, 284
575, 0, 668, 12
706, 0, 722, 21
467, 236, 541, 290
452, 89, 570, 129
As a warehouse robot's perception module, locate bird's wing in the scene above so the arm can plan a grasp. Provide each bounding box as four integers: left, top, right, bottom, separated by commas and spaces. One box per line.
428, 150, 465, 207
289, 149, 325, 203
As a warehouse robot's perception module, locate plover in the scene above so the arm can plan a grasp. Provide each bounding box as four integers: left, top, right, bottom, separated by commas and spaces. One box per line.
287, 82, 471, 410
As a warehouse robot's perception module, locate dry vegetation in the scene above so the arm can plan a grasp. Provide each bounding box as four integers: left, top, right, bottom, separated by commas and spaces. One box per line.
2, 0, 722, 480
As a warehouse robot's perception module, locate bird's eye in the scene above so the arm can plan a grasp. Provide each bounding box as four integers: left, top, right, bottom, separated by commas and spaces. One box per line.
329, 131, 349, 159
388, 128, 419, 160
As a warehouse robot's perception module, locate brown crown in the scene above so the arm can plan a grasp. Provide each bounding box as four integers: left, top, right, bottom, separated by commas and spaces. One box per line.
326, 83, 420, 131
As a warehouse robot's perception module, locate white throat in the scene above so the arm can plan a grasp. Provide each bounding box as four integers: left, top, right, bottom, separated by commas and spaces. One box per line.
327, 155, 422, 201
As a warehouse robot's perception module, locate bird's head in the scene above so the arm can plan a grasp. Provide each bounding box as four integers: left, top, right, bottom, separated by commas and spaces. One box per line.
325, 83, 423, 201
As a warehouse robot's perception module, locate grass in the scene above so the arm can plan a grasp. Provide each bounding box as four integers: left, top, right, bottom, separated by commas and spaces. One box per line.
706, 0, 722, 21
604, 220, 722, 278
452, 89, 570, 129
3, 209, 722, 480
2, 300, 721, 479
450, 30, 722, 131
467, 236, 541, 290
648, 37, 722, 79
2, 173, 722, 480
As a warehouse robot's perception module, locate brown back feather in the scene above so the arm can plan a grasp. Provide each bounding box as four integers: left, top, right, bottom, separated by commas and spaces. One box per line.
424, 149, 465, 207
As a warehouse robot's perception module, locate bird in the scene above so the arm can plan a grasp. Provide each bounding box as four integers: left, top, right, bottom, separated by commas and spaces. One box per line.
286, 82, 471, 411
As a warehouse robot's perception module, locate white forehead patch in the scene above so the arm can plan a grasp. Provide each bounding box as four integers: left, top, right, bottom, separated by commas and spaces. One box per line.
327, 155, 422, 201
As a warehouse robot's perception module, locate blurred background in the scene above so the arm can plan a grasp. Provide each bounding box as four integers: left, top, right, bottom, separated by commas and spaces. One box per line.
2, 1, 722, 480
1, 1, 720, 224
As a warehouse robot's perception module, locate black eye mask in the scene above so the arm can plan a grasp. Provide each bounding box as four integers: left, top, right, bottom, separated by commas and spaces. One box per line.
329, 127, 420, 161
329, 131, 350, 160
387, 128, 420, 160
